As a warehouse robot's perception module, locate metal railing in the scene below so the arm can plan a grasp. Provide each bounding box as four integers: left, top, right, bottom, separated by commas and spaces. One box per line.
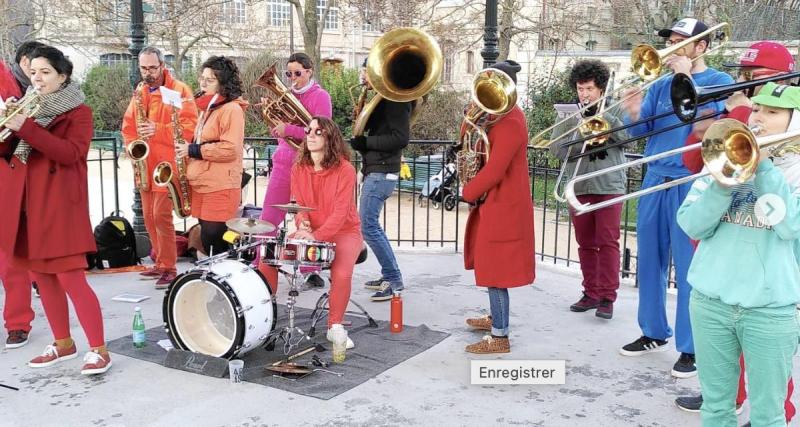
87, 135, 647, 280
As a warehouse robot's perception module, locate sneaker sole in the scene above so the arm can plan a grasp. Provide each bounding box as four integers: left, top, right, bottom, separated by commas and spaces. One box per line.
674, 401, 701, 413
671, 368, 698, 379
5, 339, 29, 349
618, 345, 668, 357
595, 311, 613, 320
29, 352, 78, 368
370, 295, 392, 302
81, 360, 113, 375
570, 306, 600, 312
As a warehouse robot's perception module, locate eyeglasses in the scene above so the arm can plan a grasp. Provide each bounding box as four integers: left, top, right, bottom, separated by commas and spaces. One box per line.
304, 127, 325, 136
285, 70, 307, 78
139, 65, 161, 73
665, 38, 688, 47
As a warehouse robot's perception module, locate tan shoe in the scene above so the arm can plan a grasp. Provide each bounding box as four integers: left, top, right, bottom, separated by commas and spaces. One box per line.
465, 315, 492, 331
465, 335, 510, 354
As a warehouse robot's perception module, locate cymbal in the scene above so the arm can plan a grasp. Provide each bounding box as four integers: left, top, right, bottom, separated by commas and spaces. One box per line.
225, 217, 276, 235
270, 201, 315, 213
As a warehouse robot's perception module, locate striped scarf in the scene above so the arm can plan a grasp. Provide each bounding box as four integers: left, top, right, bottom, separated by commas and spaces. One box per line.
13, 81, 85, 163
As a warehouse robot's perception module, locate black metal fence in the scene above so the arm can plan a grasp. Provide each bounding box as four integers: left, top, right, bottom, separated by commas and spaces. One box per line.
87, 135, 646, 280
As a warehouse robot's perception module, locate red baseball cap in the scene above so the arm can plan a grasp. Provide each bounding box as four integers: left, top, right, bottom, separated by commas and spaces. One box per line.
724, 41, 795, 72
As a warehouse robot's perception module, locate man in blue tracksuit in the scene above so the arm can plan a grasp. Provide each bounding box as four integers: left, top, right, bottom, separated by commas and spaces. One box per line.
618, 17, 734, 378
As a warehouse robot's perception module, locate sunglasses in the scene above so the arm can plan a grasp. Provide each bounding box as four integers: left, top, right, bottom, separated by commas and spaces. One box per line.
285, 70, 307, 78
304, 127, 325, 136
738, 69, 779, 81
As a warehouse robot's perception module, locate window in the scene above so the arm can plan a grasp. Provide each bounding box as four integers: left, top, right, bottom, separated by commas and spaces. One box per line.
268, 0, 291, 27
443, 51, 454, 83
585, 40, 597, 51
221, 0, 246, 25
361, 6, 376, 32
165, 54, 193, 74
466, 51, 475, 74
99, 53, 132, 67
316, 0, 338, 31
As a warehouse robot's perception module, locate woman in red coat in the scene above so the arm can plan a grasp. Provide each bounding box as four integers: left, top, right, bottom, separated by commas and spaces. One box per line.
0, 46, 110, 375
462, 61, 535, 354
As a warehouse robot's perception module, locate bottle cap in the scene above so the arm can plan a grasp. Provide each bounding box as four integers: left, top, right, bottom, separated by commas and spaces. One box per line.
135, 306, 141, 311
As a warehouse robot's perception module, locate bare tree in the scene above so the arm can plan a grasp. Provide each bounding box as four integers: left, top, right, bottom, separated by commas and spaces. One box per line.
285, 0, 334, 67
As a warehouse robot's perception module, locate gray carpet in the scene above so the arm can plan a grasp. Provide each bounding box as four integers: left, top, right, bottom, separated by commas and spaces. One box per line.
107, 306, 450, 400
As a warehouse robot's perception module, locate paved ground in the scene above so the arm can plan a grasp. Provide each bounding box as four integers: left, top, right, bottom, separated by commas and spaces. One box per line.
2, 247, 788, 427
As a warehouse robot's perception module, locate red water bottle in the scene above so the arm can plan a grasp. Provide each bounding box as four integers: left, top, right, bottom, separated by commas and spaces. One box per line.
390, 292, 403, 333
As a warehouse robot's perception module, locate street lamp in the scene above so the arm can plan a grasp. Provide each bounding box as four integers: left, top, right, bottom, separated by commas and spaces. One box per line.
128, 0, 147, 239
481, 0, 499, 68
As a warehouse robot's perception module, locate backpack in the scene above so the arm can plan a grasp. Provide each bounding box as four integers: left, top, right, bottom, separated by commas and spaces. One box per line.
90, 211, 140, 269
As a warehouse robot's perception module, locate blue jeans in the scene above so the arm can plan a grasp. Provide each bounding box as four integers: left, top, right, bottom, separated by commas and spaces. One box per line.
359, 173, 403, 290
488, 287, 510, 336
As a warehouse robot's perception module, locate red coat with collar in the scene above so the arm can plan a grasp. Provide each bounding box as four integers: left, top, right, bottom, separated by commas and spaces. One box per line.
462, 106, 535, 287
0, 105, 97, 260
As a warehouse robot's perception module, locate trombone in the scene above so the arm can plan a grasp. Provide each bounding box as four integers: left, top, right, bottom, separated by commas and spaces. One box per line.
565, 119, 800, 215
671, 70, 800, 122
530, 22, 730, 148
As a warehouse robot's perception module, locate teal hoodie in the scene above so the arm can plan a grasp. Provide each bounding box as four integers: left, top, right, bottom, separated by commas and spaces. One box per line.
677, 159, 800, 308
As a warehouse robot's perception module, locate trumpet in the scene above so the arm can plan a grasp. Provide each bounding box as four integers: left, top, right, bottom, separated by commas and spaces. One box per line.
352, 27, 443, 137
564, 119, 800, 215
0, 89, 41, 142
530, 22, 730, 148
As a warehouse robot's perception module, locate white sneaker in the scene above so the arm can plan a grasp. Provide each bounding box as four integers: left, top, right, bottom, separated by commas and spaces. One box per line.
326, 328, 355, 349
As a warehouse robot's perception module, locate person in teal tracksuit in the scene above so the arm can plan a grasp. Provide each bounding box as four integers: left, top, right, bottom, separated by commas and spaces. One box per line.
618, 18, 734, 379
677, 82, 800, 427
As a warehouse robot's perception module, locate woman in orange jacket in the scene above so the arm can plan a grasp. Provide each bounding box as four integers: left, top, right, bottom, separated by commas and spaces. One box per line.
177, 56, 247, 255
290, 116, 362, 349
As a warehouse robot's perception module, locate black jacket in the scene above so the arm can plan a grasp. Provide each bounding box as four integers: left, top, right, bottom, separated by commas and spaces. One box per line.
358, 99, 412, 175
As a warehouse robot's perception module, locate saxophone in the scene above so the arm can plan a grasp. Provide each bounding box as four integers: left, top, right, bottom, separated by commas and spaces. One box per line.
152, 107, 191, 218
128, 82, 150, 191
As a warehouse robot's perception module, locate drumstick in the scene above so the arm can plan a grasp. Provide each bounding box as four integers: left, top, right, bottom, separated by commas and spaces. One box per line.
0, 383, 19, 391
271, 343, 325, 366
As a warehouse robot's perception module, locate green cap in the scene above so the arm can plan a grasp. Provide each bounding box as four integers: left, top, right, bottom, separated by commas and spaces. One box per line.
751, 82, 800, 110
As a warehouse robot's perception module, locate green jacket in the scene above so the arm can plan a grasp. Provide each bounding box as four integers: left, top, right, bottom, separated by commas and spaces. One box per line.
548, 105, 629, 196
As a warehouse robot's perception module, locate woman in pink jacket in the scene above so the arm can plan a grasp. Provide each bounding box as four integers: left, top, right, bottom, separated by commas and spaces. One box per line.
291, 117, 362, 349
259, 52, 332, 291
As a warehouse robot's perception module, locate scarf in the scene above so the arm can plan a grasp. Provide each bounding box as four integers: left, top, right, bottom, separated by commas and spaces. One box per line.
13, 81, 86, 163
11, 63, 29, 91
193, 93, 220, 143
292, 79, 315, 95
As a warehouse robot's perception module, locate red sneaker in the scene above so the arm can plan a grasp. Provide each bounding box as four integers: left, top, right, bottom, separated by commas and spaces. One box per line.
139, 266, 164, 279
81, 350, 112, 375
155, 270, 177, 290
28, 343, 78, 368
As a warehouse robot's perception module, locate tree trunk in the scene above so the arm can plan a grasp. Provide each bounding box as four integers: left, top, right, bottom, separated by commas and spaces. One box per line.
497, 1, 515, 61
291, 0, 321, 68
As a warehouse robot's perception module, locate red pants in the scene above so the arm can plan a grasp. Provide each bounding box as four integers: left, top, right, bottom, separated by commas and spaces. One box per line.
141, 190, 177, 271
570, 194, 623, 302
737, 354, 795, 422
257, 232, 362, 327
1, 252, 34, 332
32, 269, 105, 348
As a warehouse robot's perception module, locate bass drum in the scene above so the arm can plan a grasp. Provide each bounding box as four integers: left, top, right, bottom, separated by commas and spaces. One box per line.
163, 260, 277, 359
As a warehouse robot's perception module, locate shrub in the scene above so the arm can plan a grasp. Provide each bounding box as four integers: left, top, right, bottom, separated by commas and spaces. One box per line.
82, 65, 132, 131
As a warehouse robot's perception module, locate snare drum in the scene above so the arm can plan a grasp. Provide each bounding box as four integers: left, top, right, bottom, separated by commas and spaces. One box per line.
262, 238, 336, 268
163, 259, 276, 359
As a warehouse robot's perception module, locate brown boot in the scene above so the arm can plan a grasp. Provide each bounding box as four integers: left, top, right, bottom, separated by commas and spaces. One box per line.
465, 315, 492, 331
465, 335, 510, 354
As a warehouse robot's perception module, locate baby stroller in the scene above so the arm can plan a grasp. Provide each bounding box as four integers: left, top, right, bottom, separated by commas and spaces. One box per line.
418, 162, 459, 211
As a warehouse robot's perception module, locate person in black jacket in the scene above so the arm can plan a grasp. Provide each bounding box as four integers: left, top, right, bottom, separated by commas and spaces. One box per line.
349, 59, 412, 301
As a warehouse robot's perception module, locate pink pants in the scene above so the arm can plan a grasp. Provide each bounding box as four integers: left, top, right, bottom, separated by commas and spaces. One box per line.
32, 269, 105, 348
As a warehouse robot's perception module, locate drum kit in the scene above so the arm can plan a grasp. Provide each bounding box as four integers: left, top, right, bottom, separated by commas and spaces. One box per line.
163, 201, 374, 361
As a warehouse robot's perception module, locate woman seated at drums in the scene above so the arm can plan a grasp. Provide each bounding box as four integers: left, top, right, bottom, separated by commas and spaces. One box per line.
290, 116, 362, 349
